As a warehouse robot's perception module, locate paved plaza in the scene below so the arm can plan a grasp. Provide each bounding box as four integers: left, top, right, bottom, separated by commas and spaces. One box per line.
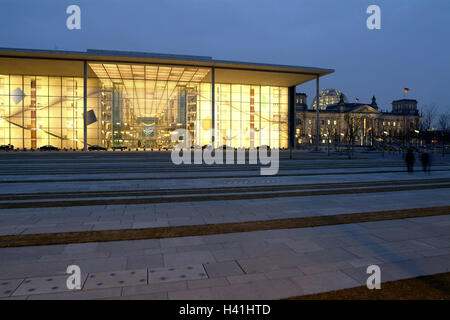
0, 151, 449, 299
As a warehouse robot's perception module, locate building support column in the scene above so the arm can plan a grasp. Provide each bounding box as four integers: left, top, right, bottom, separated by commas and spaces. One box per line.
315, 75, 320, 151
30, 79, 37, 149
288, 86, 296, 159
83, 60, 88, 151
250, 88, 255, 148
211, 67, 215, 148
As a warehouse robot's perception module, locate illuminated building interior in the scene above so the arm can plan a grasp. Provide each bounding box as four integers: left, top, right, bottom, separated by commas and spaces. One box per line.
0, 74, 85, 149
87, 63, 212, 149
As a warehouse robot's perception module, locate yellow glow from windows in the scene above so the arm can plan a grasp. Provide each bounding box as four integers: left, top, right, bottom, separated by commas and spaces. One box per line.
215, 84, 288, 149
1, 63, 290, 150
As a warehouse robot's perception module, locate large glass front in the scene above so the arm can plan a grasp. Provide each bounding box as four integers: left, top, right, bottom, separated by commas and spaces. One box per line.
0, 59, 290, 150
215, 84, 288, 148
0, 74, 84, 149
87, 63, 212, 149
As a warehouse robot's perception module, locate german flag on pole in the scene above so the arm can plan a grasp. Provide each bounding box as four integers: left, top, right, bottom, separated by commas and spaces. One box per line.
404, 88, 410, 93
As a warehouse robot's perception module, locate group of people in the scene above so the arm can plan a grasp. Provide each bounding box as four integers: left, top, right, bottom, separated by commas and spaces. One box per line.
405, 149, 431, 173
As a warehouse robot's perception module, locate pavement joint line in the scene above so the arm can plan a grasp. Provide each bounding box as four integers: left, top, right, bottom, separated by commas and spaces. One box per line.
234, 260, 248, 275
1, 168, 450, 184
1, 183, 450, 209
0, 205, 448, 248
1, 177, 449, 200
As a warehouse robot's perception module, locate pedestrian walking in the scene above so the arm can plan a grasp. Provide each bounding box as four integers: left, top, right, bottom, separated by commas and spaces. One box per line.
421, 152, 431, 174
405, 149, 415, 173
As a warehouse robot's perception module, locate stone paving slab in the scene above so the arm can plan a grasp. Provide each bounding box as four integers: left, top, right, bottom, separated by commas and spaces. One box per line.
212, 279, 303, 300
114, 292, 168, 300
83, 269, 147, 290
304, 248, 358, 264
418, 247, 450, 257
285, 239, 324, 253
211, 247, 250, 262
0, 260, 72, 279
148, 265, 208, 284
122, 280, 187, 297
264, 268, 304, 280
70, 257, 128, 274
160, 236, 205, 248
343, 241, 433, 259
163, 251, 216, 267
167, 287, 214, 300
203, 261, 244, 278
187, 277, 229, 289
13, 274, 87, 297
126, 254, 164, 269
175, 243, 223, 254
97, 239, 161, 253
290, 270, 360, 295
227, 273, 267, 284
377, 250, 426, 263
39, 251, 110, 262
236, 256, 285, 274
0, 278, 23, 298
26, 288, 123, 300
298, 261, 354, 275
247, 241, 297, 256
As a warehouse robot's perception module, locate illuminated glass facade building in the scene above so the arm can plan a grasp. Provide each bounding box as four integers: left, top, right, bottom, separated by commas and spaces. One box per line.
0, 48, 333, 150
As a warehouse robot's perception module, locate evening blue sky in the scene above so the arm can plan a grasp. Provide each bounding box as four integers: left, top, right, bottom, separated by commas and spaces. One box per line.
1, 0, 449, 115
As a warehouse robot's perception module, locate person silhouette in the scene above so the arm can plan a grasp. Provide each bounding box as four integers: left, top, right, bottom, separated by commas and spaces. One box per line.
421, 152, 431, 174
405, 149, 415, 173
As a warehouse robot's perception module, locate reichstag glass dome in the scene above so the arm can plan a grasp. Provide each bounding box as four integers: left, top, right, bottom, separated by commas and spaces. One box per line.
311, 89, 348, 110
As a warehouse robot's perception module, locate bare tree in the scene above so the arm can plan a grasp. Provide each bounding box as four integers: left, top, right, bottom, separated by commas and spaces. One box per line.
438, 113, 450, 155
421, 104, 437, 131
344, 113, 360, 159
438, 113, 450, 132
